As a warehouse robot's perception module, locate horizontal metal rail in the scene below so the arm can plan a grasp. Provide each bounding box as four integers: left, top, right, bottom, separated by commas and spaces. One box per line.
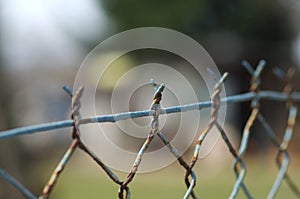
1, 61, 300, 199
0, 91, 300, 140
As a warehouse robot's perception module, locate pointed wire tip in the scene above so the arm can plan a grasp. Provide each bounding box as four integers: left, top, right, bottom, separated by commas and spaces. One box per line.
242, 60, 254, 74
150, 78, 160, 91
258, 59, 266, 67
220, 72, 229, 83
242, 59, 248, 65
272, 67, 285, 79
157, 83, 165, 93
206, 68, 218, 82
63, 85, 73, 96
214, 72, 228, 89
241, 59, 250, 67
254, 59, 266, 77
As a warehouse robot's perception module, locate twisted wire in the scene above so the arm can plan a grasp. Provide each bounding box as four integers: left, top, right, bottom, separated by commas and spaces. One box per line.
118, 83, 165, 199
230, 60, 266, 199
262, 67, 300, 199
183, 72, 228, 199
151, 79, 198, 199
0, 61, 299, 199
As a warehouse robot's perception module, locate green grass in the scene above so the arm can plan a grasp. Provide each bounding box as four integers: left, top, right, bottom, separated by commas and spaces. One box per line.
47, 154, 300, 199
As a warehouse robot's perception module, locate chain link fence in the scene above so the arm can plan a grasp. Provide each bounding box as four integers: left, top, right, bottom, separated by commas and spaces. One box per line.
0, 60, 300, 199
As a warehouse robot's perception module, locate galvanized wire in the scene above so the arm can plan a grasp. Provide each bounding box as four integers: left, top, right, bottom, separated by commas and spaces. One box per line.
183, 72, 228, 199
0, 60, 300, 199
230, 60, 266, 199
0, 168, 37, 199
258, 67, 300, 199
1, 91, 300, 140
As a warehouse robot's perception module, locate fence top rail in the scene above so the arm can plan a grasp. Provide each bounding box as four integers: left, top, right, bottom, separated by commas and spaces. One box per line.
1, 60, 300, 199
0, 90, 300, 140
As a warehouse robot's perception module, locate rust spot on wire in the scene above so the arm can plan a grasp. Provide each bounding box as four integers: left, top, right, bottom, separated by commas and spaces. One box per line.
118, 81, 164, 199
40, 87, 84, 199
1, 61, 300, 199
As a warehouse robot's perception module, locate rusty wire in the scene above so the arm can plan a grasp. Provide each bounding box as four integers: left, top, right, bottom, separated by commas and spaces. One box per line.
259, 67, 300, 199
230, 60, 266, 199
118, 83, 165, 199
150, 80, 198, 199
40, 86, 124, 199
0, 61, 300, 199
183, 72, 228, 199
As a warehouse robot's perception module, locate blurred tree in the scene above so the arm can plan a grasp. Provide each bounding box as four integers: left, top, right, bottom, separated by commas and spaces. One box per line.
0, 66, 25, 198
100, 0, 295, 67
99, 0, 299, 152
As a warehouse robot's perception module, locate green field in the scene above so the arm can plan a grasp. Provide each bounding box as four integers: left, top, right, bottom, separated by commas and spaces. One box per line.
45, 154, 300, 199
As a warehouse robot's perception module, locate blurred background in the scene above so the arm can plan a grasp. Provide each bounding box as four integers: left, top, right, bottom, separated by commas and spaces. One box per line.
1, 0, 300, 198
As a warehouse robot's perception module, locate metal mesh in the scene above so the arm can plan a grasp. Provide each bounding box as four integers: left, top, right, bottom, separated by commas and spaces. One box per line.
0, 60, 300, 199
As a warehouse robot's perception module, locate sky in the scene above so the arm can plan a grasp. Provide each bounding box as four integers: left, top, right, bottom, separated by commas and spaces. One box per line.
1, 0, 107, 71
1, 0, 300, 72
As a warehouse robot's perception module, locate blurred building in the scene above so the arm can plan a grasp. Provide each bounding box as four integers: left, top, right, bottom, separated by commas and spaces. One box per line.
1, 0, 300, 197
